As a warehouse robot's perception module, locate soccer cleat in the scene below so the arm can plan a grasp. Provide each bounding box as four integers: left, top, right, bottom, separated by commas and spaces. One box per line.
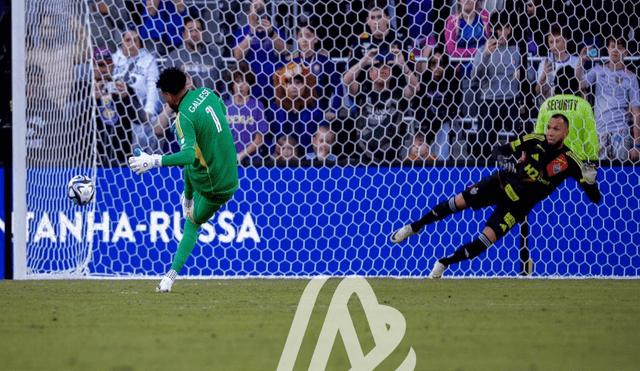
390, 225, 420, 244
156, 269, 177, 292
429, 261, 446, 279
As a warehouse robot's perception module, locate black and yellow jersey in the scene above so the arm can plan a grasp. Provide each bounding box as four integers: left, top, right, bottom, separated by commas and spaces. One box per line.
492, 134, 601, 207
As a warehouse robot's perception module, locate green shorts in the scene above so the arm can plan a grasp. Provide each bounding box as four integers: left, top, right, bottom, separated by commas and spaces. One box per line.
191, 190, 236, 225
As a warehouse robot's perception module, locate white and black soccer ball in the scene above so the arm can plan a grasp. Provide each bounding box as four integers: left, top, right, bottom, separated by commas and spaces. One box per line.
67, 175, 95, 206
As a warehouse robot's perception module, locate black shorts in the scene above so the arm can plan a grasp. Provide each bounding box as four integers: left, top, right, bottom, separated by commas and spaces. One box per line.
461, 172, 530, 240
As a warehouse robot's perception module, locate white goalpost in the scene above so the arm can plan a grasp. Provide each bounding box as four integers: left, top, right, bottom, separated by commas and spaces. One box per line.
12, 0, 27, 279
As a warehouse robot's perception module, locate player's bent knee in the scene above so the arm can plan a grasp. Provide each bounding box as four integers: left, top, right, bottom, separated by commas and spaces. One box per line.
454, 193, 468, 210
482, 227, 499, 244
484, 219, 510, 242
189, 214, 202, 226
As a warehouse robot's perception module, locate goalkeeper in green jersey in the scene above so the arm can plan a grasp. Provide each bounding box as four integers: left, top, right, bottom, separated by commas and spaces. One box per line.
535, 66, 598, 161
128, 67, 239, 292
390, 114, 601, 278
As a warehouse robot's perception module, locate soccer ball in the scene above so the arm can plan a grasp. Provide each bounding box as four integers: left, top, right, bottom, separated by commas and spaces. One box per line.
68, 175, 95, 206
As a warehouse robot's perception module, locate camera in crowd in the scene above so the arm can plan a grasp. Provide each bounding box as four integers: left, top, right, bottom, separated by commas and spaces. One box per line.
586, 46, 599, 58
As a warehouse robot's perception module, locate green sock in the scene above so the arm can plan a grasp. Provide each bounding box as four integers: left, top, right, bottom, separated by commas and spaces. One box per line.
171, 218, 200, 273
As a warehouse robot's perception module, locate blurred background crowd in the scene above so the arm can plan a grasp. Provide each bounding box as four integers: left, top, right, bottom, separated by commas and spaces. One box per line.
9, 0, 640, 166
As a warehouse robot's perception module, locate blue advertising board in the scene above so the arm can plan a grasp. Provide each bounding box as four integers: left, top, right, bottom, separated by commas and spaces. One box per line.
2, 166, 639, 278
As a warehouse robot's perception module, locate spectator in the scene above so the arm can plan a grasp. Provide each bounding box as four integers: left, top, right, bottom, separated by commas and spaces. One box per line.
444, 0, 490, 118
472, 11, 522, 159
232, 0, 287, 105
270, 62, 326, 156
89, 0, 131, 53
600, 1, 637, 54
272, 135, 300, 162
306, 126, 338, 162
225, 63, 269, 164
536, 66, 598, 161
25, 65, 59, 167
343, 47, 419, 163
300, 0, 362, 57
113, 30, 161, 120
405, 132, 438, 161
289, 22, 342, 122
577, 34, 640, 161
112, 29, 160, 152
520, 0, 549, 121
350, 1, 410, 66
523, 0, 549, 58
166, 15, 226, 95
26, 13, 90, 110
444, 0, 490, 63
535, 24, 579, 101
139, 0, 187, 56
549, 0, 601, 51
93, 47, 145, 166
414, 46, 458, 159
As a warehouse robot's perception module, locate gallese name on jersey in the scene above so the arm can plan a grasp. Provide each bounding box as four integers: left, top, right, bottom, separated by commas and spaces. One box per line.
188, 89, 211, 113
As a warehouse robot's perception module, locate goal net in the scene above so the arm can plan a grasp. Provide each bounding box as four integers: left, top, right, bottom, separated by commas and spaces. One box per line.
12, 0, 639, 278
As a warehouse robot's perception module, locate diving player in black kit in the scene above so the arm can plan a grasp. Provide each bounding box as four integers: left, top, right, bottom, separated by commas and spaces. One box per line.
390, 113, 601, 278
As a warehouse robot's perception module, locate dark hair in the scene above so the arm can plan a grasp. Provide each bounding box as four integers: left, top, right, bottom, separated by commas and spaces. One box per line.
226, 62, 255, 93
549, 24, 569, 40
551, 113, 570, 129
183, 16, 204, 32
554, 66, 580, 95
367, 0, 389, 16
491, 11, 514, 42
296, 20, 316, 38
156, 67, 187, 95
429, 46, 450, 68
607, 28, 627, 50
121, 29, 142, 48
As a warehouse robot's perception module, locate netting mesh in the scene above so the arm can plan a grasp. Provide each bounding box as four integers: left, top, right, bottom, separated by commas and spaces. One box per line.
20, 0, 640, 277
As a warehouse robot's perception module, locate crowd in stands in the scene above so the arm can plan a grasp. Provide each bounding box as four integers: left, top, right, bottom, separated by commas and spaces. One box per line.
22, 0, 640, 167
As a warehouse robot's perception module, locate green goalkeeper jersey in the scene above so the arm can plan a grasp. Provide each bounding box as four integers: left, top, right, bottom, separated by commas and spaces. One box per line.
161, 88, 239, 196
535, 94, 598, 161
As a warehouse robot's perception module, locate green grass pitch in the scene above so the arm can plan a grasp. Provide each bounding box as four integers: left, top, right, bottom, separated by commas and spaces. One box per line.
1, 279, 639, 371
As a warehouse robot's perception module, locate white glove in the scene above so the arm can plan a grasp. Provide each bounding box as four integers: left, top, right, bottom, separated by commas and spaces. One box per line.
497, 155, 517, 173
128, 148, 162, 175
582, 163, 598, 184
181, 193, 194, 220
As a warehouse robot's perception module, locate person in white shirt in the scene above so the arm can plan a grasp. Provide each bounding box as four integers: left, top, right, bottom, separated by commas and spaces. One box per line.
577, 33, 640, 161
535, 24, 579, 101
112, 29, 161, 152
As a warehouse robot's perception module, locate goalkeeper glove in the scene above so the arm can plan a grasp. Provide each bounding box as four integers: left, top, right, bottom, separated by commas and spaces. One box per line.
497, 155, 517, 173
582, 163, 598, 185
180, 193, 194, 220
128, 148, 162, 175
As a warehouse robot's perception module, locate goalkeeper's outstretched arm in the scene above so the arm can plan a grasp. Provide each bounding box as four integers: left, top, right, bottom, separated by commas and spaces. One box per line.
491, 142, 515, 160
160, 148, 196, 167
128, 113, 197, 174
491, 141, 522, 173
128, 146, 196, 175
